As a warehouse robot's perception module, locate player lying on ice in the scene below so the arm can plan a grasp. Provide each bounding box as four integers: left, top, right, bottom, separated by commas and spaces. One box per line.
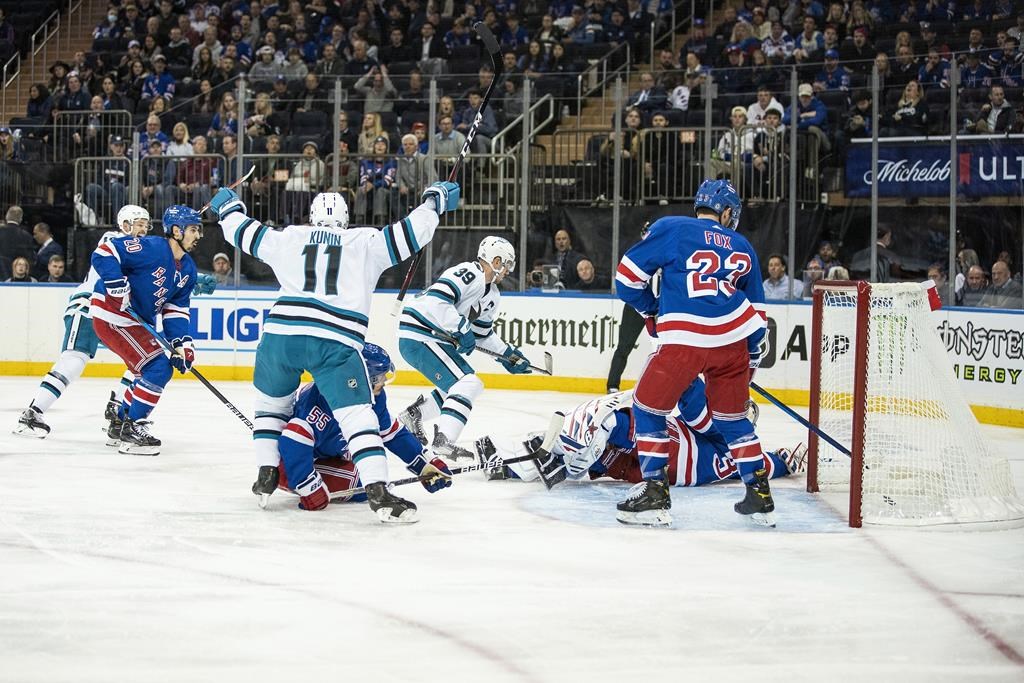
474, 379, 805, 497
272, 343, 454, 512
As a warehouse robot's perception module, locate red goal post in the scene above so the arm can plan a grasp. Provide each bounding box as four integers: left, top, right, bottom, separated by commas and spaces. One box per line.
807, 280, 1024, 529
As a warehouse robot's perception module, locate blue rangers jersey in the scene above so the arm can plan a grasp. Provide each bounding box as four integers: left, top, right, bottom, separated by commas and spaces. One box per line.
217, 203, 438, 351
615, 216, 766, 347
90, 235, 197, 341
397, 260, 509, 354
66, 230, 126, 318
278, 383, 430, 486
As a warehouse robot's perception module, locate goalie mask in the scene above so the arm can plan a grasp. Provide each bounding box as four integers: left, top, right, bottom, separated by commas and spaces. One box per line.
310, 192, 349, 230
116, 204, 151, 236
478, 236, 516, 281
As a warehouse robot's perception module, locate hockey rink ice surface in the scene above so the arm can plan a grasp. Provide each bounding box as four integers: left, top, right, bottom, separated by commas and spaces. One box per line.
0, 377, 1022, 682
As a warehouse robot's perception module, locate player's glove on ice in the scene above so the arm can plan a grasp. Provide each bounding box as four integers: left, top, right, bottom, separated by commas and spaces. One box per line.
409, 454, 453, 493
295, 470, 329, 511
498, 345, 532, 374
210, 187, 246, 220
193, 272, 218, 295
170, 336, 196, 374
104, 277, 131, 311
422, 181, 460, 215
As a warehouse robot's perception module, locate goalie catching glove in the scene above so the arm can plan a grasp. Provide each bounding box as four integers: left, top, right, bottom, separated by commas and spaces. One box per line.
498, 345, 532, 374
407, 453, 453, 493
422, 181, 461, 215
170, 336, 195, 374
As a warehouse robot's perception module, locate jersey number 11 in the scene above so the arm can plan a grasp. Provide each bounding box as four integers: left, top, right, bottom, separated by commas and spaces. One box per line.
302, 243, 343, 295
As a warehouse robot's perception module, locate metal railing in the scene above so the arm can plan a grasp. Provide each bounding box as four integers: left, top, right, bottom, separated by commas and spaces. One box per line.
51, 109, 133, 162
2, 52, 20, 119
576, 41, 631, 128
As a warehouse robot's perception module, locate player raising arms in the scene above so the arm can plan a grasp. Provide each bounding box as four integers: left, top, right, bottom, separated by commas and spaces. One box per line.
14, 205, 153, 438
88, 205, 203, 455
275, 343, 452, 511
476, 382, 804, 489
396, 236, 532, 460
209, 182, 459, 523
614, 179, 774, 527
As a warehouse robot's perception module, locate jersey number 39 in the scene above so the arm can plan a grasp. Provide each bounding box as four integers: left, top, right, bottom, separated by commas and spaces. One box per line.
686, 250, 751, 297
301, 244, 343, 295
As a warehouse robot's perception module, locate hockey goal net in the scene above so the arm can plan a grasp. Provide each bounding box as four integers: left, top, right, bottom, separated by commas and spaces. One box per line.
807, 280, 1024, 528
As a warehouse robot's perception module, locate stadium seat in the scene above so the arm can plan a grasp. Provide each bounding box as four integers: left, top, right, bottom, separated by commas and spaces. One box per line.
291, 110, 327, 136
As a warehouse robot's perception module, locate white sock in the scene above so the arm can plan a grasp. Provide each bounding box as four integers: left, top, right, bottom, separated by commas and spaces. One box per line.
31, 351, 89, 413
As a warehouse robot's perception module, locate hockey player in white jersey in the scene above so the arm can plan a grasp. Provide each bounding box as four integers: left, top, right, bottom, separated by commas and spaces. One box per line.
14, 206, 152, 437
396, 236, 534, 460
209, 181, 459, 523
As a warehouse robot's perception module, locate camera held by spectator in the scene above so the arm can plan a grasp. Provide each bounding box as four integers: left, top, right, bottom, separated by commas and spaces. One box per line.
527, 264, 561, 291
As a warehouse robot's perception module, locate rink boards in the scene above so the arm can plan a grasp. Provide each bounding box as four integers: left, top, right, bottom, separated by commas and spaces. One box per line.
1, 283, 1021, 427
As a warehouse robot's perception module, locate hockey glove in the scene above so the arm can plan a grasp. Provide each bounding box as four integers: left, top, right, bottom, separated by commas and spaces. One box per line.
209, 187, 246, 220
421, 181, 461, 215
295, 470, 329, 511
748, 330, 769, 370
453, 318, 475, 355
193, 272, 218, 295
104, 277, 131, 311
170, 336, 196, 374
498, 345, 532, 374
642, 311, 658, 338
408, 454, 453, 493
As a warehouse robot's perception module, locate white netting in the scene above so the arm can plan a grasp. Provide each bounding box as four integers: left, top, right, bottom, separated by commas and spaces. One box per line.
815, 283, 1024, 527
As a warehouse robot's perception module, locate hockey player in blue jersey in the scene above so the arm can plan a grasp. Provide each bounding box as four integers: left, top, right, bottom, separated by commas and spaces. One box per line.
476, 380, 804, 490
14, 205, 153, 438
614, 179, 774, 527
274, 343, 453, 511
89, 204, 202, 455
209, 181, 459, 523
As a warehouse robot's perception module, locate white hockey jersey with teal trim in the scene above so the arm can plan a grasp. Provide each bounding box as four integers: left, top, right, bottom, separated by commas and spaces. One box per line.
66, 230, 127, 317
218, 201, 439, 349
397, 260, 508, 355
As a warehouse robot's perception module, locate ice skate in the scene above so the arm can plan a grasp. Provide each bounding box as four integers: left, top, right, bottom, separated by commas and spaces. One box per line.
778, 444, 808, 475
103, 391, 119, 424
398, 395, 429, 446
105, 412, 124, 447
735, 468, 777, 527
475, 436, 510, 480
252, 465, 280, 509
432, 425, 475, 460
118, 419, 160, 456
365, 482, 419, 523
616, 478, 672, 527
13, 405, 49, 438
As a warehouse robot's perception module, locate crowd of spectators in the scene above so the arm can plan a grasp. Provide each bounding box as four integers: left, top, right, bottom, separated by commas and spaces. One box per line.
0, 206, 71, 282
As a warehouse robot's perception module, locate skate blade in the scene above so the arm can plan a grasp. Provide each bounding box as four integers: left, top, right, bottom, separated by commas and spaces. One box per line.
118, 444, 160, 456
748, 511, 777, 528
616, 509, 673, 527
12, 424, 49, 438
256, 492, 271, 509
376, 507, 420, 524
105, 437, 120, 447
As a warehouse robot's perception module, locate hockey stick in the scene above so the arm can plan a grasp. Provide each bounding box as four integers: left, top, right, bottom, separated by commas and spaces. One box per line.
197, 165, 257, 214
125, 309, 255, 431
429, 331, 553, 375
329, 410, 565, 501
391, 22, 503, 317
749, 381, 850, 457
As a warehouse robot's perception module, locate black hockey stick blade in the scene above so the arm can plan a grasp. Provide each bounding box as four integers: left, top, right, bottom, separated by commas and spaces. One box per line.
474, 21, 501, 60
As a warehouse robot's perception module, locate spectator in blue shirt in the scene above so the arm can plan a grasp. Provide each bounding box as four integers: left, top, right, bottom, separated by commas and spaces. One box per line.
142, 55, 176, 102
918, 48, 951, 89
500, 14, 530, 49
814, 49, 850, 91
783, 82, 830, 151
959, 49, 992, 89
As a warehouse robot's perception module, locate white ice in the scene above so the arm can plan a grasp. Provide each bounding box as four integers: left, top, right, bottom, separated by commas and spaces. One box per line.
1, 377, 1022, 683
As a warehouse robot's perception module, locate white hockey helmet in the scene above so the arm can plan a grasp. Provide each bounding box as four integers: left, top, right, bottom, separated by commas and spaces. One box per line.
478, 236, 516, 278
116, 204, 151, 236
309, 192, 349, 229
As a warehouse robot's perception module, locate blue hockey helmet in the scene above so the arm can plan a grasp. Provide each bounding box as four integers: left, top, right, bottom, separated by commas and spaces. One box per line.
363, 343, 395, 387
162, 205, 203, 237
694, 178, 742, 229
